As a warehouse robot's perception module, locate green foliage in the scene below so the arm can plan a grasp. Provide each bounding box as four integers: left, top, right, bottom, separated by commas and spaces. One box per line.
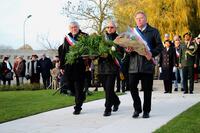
114, 0, 200, 38
65, 34, 120, 64
0, 90, 105, 123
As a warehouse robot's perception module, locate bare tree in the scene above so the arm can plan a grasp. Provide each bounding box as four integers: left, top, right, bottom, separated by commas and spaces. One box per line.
62, 0, 115, 34
37, 33, 60, 51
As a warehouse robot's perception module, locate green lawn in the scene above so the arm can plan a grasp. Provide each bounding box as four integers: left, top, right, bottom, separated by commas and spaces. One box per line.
154, 102, 200, 133
0, 90, 105, 123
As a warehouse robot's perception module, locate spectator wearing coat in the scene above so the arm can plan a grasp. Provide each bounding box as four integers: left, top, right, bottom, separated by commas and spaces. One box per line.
173, 35, 184, 91
13, 56, 26, 86
1, 56, 13, 85
179, 32, 198, 94
39, 54, 53, 89
159, 40, 177, 93
27, 55, 41, 84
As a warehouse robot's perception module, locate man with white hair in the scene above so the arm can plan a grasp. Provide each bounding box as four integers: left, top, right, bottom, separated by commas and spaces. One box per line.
58, 21, 88, 115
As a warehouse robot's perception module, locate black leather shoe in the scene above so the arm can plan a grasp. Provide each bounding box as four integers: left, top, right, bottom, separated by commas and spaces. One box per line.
103, 111, 111, 116
184, 91, 188, 94
113, 102, 120, 112
132, 111, 142, 118
190, 91, 193, 94
181, 88, 184, 91
174, 88, 178, 91
73, 110, 81, 115
143, 112, 150, 118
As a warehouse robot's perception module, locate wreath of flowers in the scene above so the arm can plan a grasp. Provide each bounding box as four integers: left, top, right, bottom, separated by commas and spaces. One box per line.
65, 34, 120, 64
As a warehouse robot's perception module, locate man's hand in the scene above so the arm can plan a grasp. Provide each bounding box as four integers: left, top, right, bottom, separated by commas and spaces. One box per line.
194, 64, 197, 68
60, 69, 65, 75
179, 63, 182, 68
145, 48, 152, 60
125, 47, 134, 53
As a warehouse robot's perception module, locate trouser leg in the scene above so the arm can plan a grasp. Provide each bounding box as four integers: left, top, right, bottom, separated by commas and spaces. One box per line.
129, 73, 142, 112
141, 73, 153, 113
103, 74, 120, 111
74, 80, 86, 111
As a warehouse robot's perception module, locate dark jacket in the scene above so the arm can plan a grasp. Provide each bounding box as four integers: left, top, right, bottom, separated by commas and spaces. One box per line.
39, 57, 53, 78
159, 47, 176, 68
159, 47, 176, 80
58, 30, 88, 80
128, 24, 164, 74
0, 62, 2, 80
1, 61, 13, 80
98, 32, 124, 74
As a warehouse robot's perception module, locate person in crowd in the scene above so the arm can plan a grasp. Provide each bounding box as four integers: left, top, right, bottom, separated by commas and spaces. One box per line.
126, 11, 163, 118
116, 69, 126, 93
159, 40, 177, 93
13, 57, 19, 85
0, 61, 2, 85
51, 61, 60, 90
27, 54, 41, 84
98, 21, 122, 116
173, 35, 184, 91
14, 56, 26, 86
194, 34, 200, 83
1, 56, 13, 85
84, 59, 92, 95
52, 56, 60, 68
116, 53, 129, 93
39, 54, 53, 89
121, 53, 130, 91
58, 21, 88, 115
164, 33, 174, 47
179, 32, 198, 94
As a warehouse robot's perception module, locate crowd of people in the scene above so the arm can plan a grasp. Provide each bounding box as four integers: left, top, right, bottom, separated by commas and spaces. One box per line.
0, 10, 199, 119
0, 54, 57, 89
159, 32, 200, 94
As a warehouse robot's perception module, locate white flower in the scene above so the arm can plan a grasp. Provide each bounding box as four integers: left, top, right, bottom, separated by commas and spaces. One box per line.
111, 46, 116, 51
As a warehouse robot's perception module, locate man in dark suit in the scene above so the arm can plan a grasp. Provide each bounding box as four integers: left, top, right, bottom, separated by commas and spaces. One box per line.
39, 54, 53, 89
58, 21, 88, 115
126, 11, 163, 118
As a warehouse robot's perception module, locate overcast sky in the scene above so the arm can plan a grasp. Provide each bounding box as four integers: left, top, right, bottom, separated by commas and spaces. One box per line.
0, 0, 80, 50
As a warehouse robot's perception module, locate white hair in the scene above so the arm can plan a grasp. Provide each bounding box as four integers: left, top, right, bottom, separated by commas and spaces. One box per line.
69, 21, 80, 29
106, 20, 117, 28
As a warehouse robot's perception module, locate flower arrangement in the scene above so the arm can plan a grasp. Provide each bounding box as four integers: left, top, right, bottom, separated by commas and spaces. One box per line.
65, 34, 120, 64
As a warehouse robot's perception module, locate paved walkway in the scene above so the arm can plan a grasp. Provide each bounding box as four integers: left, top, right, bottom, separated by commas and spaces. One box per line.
0, 81, 200, 133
